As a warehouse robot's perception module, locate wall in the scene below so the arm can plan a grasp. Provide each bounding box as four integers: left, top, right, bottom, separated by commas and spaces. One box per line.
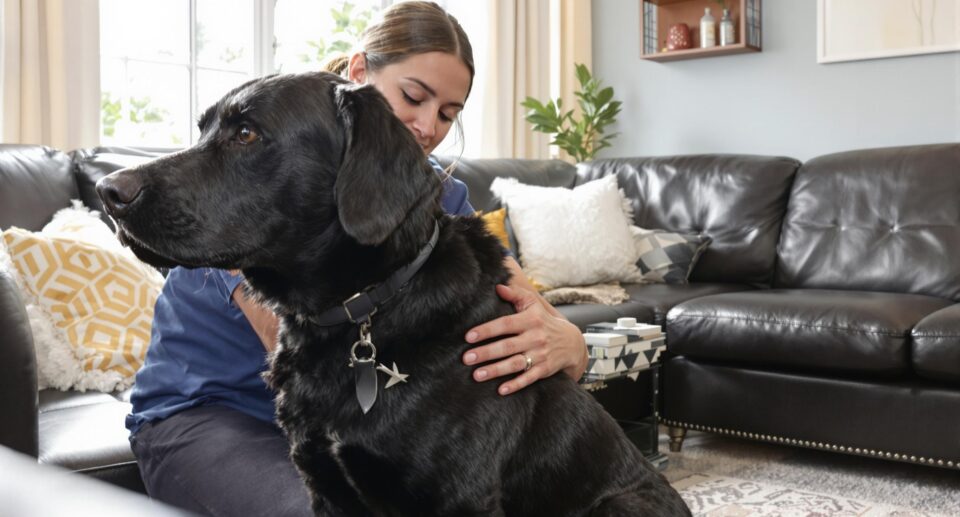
592, 0, 960, 161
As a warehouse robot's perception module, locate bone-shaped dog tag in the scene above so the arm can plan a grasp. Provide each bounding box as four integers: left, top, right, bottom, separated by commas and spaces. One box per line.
354, 357, 378, 414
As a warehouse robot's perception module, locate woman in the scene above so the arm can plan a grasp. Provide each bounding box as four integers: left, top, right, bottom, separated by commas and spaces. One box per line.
128, 3, 587, 515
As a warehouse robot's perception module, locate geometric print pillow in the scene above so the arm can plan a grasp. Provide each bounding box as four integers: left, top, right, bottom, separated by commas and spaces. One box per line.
631, 228, 712, 284
1, 203, 164, 392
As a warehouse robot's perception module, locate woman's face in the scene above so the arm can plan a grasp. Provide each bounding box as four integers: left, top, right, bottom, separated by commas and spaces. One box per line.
349, 51, 471, 155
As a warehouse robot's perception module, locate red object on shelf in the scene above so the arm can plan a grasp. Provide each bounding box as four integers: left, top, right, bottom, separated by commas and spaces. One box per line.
666, 23, 692, 50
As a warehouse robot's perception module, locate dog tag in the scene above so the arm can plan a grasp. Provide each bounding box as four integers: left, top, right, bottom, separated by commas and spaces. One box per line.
354, 357, 378, 414
349, 324, 379, 414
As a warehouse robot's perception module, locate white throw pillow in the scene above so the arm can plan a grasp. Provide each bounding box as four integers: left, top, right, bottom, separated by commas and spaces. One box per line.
490, 175, 641, 289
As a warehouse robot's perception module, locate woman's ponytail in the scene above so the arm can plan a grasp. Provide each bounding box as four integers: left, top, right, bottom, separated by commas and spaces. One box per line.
322, 54, 350, 77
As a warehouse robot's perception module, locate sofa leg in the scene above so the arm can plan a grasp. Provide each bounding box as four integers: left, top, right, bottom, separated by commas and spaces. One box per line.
668, 426, 687, 452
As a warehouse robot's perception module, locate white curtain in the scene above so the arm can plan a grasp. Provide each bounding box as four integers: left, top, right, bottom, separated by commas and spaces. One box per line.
479, 0, 592, 160
1, 0, 100, 150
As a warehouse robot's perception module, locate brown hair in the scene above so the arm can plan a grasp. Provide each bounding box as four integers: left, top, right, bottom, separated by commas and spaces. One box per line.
323, 1, 475, 99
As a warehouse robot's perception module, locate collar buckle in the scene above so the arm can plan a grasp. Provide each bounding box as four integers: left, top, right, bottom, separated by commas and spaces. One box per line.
343, 288, 377, 325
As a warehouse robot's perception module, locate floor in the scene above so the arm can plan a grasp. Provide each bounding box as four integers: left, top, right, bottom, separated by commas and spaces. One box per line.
661, 429, 960, 516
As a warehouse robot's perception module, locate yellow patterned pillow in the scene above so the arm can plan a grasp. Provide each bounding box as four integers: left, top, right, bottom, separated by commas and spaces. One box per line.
1, 205, 164, 391
479, 208, 511, 249
477, 208, 548, 292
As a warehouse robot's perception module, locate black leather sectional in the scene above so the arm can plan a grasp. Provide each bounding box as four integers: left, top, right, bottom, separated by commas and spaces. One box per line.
450, 143, 960, 470
2, 142, 958, 495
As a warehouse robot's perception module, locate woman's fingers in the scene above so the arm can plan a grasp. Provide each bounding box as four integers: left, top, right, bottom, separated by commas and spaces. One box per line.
462, 282, 588, 395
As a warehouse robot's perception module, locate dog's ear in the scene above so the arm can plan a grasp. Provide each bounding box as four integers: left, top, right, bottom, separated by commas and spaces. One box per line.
334, 83, 432, 246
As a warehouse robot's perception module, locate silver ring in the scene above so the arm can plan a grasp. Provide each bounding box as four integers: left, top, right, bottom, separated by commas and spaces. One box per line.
522, 353, 533, 371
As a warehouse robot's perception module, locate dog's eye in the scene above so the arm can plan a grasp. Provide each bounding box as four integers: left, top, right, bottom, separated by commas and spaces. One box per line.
236, 125, 260, 145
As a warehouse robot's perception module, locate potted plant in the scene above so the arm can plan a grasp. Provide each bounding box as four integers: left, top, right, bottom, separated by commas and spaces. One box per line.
521, 63, 622, 163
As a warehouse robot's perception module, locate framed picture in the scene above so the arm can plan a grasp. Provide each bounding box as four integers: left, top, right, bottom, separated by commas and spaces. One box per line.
817, 0, 960, 63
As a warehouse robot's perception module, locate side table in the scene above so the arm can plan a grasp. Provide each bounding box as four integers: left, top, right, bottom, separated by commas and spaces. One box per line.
579, 320, 668, 469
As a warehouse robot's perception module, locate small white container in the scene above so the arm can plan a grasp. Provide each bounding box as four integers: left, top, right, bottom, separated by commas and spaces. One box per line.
700, 7, 717, 48
720, 8, 736, 46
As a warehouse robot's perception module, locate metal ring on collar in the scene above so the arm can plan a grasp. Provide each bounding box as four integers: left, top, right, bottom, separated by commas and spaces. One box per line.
350, 339, 377, 363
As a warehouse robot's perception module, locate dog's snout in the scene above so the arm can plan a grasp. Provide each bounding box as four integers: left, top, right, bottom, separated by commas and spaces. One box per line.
96, 170, 144, 218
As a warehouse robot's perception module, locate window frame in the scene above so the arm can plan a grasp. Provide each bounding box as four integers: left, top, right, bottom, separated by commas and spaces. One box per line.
101, 0, 454, 150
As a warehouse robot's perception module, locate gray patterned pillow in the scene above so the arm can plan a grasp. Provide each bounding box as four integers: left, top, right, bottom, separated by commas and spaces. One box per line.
632, 228, 711, 284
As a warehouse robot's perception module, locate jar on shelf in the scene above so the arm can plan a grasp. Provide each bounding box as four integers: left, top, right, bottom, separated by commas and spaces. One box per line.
700, 7, 717, 48
667, 23, 692, 50
720, 8, 736, 46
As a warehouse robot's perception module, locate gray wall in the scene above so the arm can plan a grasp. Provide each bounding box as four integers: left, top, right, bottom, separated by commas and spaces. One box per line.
592, 0, 960, 161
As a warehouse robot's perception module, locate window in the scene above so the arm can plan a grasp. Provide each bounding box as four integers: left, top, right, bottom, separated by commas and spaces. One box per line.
100, 0, 382, 148
99, 0, 485, 156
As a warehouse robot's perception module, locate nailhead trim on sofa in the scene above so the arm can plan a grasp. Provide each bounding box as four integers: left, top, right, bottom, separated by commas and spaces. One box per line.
659, 417, 959, 470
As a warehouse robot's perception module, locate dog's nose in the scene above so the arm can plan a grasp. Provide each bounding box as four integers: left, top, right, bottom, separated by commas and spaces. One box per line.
96, 170, 143, 218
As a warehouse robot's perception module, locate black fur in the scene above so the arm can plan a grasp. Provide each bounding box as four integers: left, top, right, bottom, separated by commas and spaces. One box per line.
97, 72, 690, 516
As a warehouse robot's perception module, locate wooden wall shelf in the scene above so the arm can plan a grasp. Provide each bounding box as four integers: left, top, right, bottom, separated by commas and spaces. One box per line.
641, 0, 761, 62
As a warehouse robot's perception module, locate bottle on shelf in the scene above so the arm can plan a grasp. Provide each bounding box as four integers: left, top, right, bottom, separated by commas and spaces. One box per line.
720, 8, 736, 46
700, 7, 717, 48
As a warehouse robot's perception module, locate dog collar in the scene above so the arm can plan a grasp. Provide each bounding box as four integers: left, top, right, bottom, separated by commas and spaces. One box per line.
309, 220, 440, 327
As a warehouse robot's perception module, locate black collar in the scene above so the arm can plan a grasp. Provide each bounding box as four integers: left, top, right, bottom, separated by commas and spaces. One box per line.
308, 220, 440, 327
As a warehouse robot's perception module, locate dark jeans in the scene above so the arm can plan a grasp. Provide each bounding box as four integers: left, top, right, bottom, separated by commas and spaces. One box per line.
131, 405, 313, 517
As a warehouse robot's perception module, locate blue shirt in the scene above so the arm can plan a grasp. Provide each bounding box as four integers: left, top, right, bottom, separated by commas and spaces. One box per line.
126, 159, 474, 435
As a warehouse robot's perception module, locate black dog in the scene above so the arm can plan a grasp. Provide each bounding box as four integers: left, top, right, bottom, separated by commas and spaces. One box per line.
97, 72, 690, 516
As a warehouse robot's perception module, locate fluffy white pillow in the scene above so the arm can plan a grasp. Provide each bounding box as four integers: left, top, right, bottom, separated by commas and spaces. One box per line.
490, 175, 641, 289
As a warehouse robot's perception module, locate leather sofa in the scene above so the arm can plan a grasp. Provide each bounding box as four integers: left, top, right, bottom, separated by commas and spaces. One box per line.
1, 143, 957, 498
660, 143, 960, 470
1, 144, 162, 493
449, 143, 960, 471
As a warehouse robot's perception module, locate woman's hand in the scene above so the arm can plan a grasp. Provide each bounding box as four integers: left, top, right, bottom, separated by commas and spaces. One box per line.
462, 259, 588, 395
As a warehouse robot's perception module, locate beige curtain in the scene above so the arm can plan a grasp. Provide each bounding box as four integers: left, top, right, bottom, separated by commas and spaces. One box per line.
1, 0, 100, 150
479, 0, 592, 160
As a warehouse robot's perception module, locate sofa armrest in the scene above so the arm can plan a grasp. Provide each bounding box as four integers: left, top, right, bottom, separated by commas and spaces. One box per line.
0, 270, 39, 457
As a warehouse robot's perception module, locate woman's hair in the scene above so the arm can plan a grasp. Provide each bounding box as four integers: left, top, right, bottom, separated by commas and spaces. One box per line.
323, 1, 475, 99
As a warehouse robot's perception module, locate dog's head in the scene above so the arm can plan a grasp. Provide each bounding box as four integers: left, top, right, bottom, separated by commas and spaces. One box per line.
96, 72, 440, 272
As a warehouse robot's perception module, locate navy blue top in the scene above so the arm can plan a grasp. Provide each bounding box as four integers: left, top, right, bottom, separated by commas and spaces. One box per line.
126, 159, 474, 435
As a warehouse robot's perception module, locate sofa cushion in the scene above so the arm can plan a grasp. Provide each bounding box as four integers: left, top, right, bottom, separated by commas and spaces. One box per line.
556, 282, 755, 330
622, 282, 756, 326
912, 304, 960, 383
667, 289, 952, 377
0, 145, 78, 232
776, 143, 960, 300
576, 155, 800, 287
38, 389, 136, 474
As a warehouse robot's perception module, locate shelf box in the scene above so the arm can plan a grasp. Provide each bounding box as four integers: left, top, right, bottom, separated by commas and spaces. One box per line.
641, 0, 762, 62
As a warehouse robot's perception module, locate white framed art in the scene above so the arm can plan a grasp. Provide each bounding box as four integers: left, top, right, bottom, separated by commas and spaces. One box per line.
817, 0, 960, 63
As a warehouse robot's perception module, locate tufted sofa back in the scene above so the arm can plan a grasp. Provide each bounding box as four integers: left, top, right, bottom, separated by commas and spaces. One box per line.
576, 155, 801, 287
438, 156, 578, 212
775, 143, 960, 300
0, 145, 163, 232
0, 145, 78, 232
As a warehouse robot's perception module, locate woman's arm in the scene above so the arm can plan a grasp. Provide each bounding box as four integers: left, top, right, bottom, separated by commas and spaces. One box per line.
462, 256, 588, 395
230, 279, 280, 353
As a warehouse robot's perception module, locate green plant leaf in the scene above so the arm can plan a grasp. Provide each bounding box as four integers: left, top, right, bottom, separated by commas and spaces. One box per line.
521, 96, 543, 110
574, 63, 591, 87
596, 87, 614, 107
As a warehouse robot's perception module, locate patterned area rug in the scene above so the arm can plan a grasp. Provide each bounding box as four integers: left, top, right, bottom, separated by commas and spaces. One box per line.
674, 473, 936, 516
661, 430, 959, 517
